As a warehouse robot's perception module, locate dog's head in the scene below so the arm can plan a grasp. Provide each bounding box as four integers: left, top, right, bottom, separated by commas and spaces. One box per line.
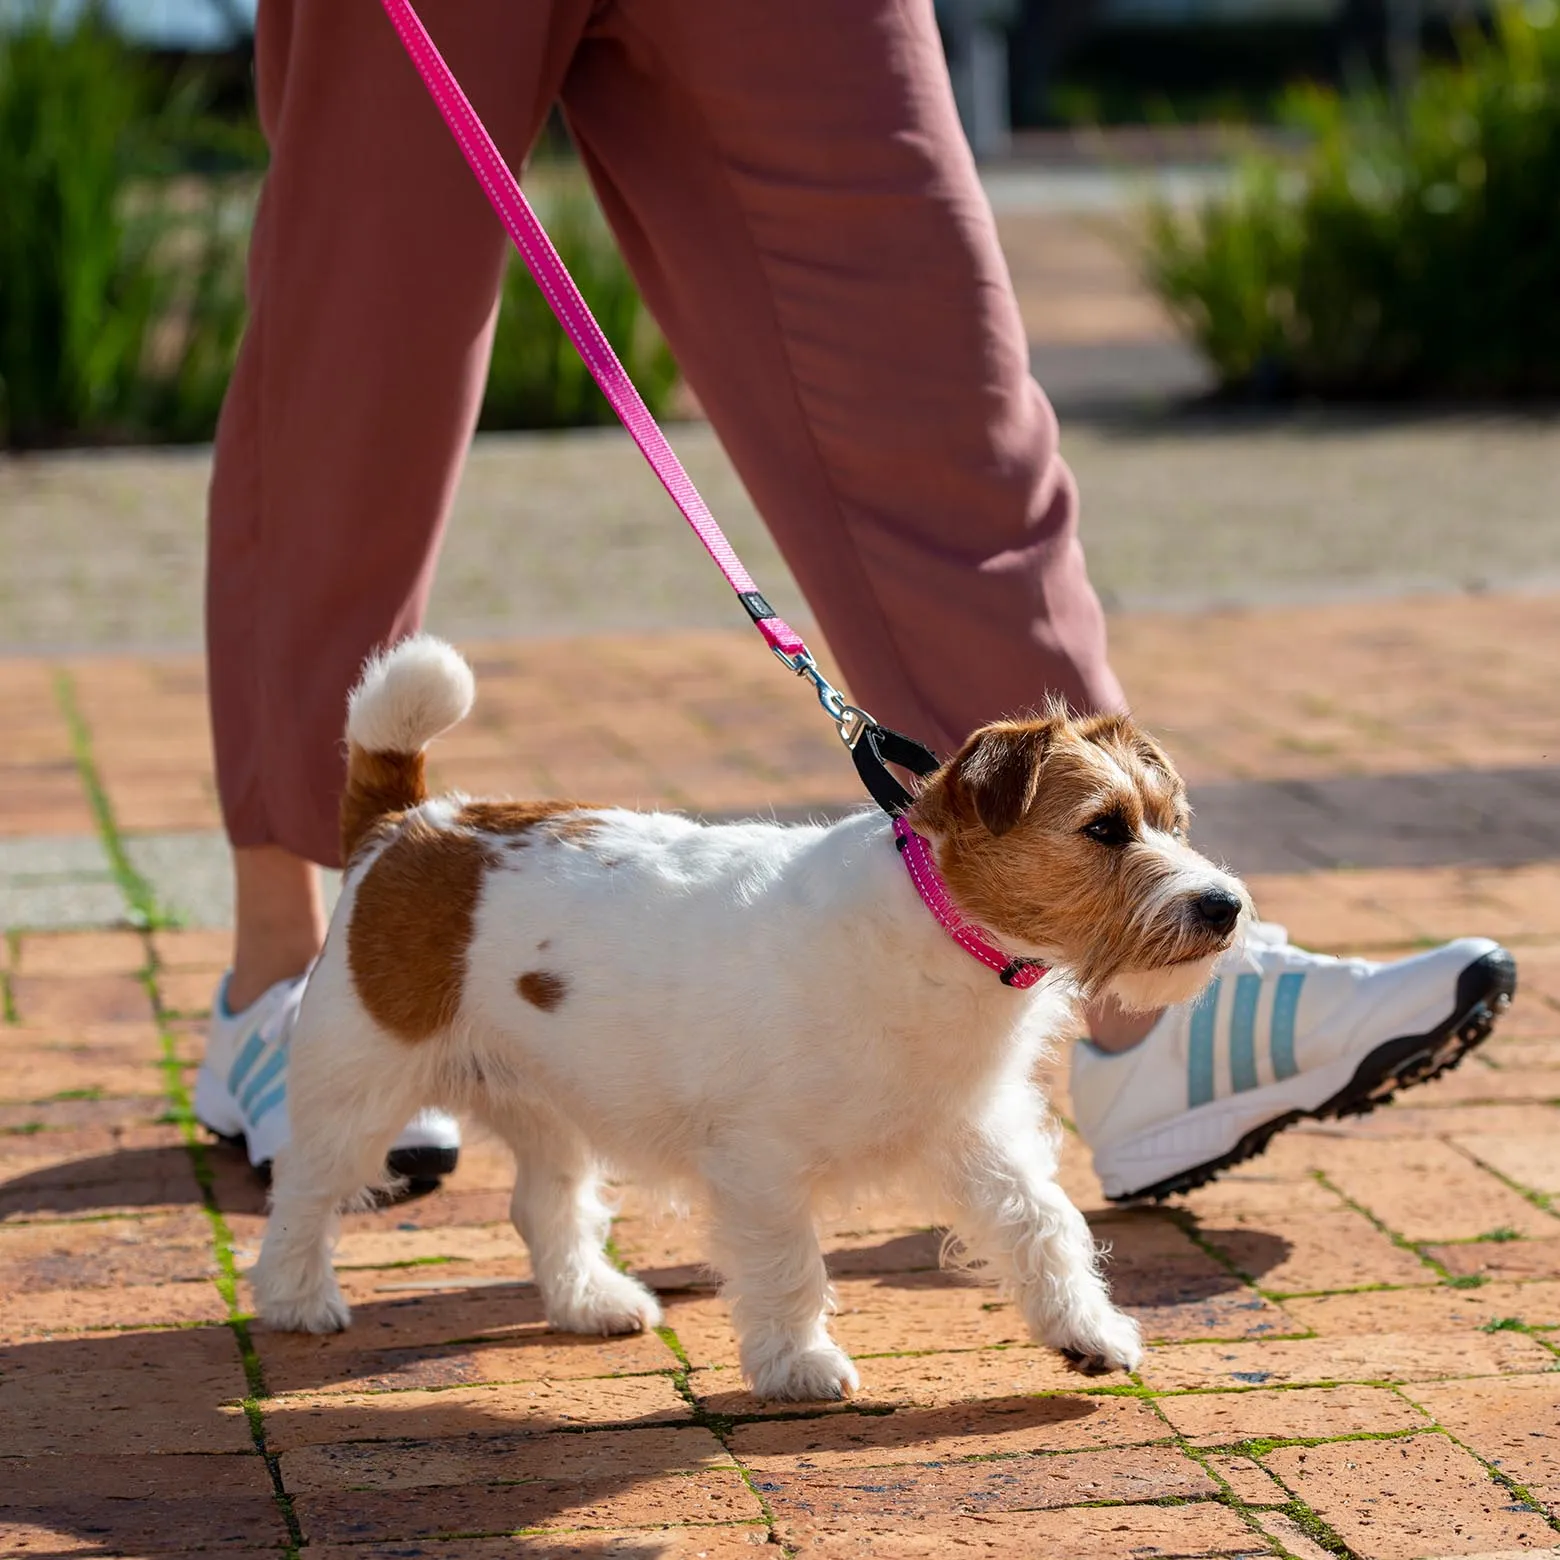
908, 704, 1250, 1008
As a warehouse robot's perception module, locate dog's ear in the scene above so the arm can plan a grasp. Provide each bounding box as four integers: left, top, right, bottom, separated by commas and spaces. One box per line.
956, 723, 1052, 837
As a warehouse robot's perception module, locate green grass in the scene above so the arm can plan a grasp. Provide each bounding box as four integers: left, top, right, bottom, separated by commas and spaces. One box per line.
53, 668, 171, 929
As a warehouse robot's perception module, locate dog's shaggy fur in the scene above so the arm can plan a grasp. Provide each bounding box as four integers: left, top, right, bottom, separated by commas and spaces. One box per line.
254, 636, 1249, 1400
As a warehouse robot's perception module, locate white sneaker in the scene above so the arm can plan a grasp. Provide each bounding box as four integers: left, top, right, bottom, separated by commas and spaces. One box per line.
193, 972, 463, 1182
1072, 926, 1516, 1202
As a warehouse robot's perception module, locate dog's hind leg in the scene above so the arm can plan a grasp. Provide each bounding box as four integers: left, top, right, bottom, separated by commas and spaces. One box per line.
706, 1174, 858, 1402
253, 1019, 416, 1334
942, 1101, 1143, 1376
487, 1101, 662, 1336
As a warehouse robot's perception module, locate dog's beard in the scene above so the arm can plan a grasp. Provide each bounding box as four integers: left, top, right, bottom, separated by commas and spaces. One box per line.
1104, 952, 1222, 1013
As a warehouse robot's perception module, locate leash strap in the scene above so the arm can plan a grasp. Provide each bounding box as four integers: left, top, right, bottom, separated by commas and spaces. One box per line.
380, 0, 941, 817
381, 0, 801, 659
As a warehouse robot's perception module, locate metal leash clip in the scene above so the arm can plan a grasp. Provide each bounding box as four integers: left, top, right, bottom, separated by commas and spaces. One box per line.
772, 644, 873, 750
771, 643, 942, 817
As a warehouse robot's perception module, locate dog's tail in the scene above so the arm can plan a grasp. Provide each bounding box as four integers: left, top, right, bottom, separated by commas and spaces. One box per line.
340, 635, 475, 863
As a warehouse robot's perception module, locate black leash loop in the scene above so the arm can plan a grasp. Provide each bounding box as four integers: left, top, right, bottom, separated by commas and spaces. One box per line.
850, 721, 942, 817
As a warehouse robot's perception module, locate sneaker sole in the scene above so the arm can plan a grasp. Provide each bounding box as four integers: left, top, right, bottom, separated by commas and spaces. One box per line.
1103, 947, 1517, 1204
203, 1132, 460, 1188
194, 1070, 461, 1185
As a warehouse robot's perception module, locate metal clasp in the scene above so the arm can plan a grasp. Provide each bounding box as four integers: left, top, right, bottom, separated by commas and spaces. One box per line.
772, 645, 875, 750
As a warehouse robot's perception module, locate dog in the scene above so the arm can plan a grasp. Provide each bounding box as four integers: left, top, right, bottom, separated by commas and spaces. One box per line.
254, 635, 1249, 1400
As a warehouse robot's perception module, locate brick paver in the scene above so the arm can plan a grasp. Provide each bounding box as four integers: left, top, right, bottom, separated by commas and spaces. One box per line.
4, 590, 1560, 1556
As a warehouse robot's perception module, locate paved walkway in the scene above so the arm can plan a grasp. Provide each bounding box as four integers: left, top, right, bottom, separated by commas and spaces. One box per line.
3, 590, 1560, 1558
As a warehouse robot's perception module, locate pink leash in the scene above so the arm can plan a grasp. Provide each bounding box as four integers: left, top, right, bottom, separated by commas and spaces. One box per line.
380, 0, 1046, 989
379, 0, 801, 659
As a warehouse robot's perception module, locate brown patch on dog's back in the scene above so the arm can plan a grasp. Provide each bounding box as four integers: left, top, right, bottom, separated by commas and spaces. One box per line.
456, 800, 600, 843
348, 817, 489, 1041
517, 971, 568, 1011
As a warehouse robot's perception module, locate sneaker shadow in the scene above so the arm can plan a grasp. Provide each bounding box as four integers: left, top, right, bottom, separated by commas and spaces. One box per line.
0, 1144, 205, 1220
0, 1138, 450, 1222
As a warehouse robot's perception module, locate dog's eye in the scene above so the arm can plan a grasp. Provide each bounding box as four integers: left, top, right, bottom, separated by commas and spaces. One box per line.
1082, 812, 1134, 847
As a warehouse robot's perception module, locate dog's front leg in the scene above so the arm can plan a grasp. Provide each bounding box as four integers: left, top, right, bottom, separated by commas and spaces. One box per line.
706, 1178, 858, 1402
943, 1110, 1142, 1375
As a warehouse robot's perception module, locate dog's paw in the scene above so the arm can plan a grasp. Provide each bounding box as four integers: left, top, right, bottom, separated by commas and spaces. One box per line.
1051, 1306, 1143, 1376
748, 1343, 861, 1403
259, 1288, 352, 1335
547, 1269, 663, 1337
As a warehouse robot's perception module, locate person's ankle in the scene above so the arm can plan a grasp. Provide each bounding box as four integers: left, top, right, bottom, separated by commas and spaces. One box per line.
1083, 996, 1164, 1053
226, 946, 317, 1014
227, 845, 327, 1012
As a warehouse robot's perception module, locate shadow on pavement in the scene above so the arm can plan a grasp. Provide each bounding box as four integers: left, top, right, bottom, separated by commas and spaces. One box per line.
0, 1291, 1189, 1554
0, 1138, 456, 1221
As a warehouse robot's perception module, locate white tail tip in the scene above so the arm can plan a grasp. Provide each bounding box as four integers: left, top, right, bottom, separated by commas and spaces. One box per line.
345, 635, 475, 755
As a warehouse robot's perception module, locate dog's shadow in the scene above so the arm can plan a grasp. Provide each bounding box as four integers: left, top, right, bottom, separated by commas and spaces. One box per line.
3, 1296, 1147, 1555
1, 1132, 1295, 1553
636, 1216, 1295, 1314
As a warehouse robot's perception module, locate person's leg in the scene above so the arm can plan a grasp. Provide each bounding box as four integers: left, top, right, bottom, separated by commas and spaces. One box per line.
558, 0, 1516, 1196
228, 849, 325, 1013
209, 0, 591, 1012
559, 0, 1122, 763
202, 0, 594, 1174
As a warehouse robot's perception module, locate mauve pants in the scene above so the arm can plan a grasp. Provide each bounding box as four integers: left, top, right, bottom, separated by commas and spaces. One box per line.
207, 0, 1124, 869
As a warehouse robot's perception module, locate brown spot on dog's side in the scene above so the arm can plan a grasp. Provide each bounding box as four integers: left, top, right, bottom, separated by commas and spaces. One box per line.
348, 817, 489, 1042
456, 800, 600, 843
517, 971, 568, 1012
536, 939, 552, 952
341, 745, 427, 864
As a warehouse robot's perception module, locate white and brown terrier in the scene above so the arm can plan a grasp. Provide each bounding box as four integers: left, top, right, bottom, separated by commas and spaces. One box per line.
255, 636, 1249, 1400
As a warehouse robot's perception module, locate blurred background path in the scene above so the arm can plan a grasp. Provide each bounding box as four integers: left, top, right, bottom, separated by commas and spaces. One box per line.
5, 177, 1559, 656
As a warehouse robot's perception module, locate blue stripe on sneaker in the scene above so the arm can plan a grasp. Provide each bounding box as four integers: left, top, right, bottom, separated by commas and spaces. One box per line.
248, 1081, 288, 1129
1188, 977, 1221, 1108
1230, 973, 1261, 1094
1270, 971, 1304, 1081
239, 1047, 287, 1116
226, 1031, 266, 1097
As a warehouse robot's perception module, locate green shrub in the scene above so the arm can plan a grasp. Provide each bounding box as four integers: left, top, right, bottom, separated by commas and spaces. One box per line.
0, 13, 674, 447
0, 10, 248, 448
480, 181, 678, 433
1143, 3, 1560, 399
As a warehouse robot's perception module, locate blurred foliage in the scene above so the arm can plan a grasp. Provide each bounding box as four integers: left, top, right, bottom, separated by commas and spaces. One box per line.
1143, 3, 1560, 399
0, 11, 675, 448
0, 10, 248, 447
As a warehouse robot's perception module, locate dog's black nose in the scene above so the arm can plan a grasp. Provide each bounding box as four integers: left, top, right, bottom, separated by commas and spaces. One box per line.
1192, 888, 1242, 934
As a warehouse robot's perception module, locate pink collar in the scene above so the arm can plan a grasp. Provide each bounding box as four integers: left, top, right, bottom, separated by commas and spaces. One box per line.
892, 818, 1050, 989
